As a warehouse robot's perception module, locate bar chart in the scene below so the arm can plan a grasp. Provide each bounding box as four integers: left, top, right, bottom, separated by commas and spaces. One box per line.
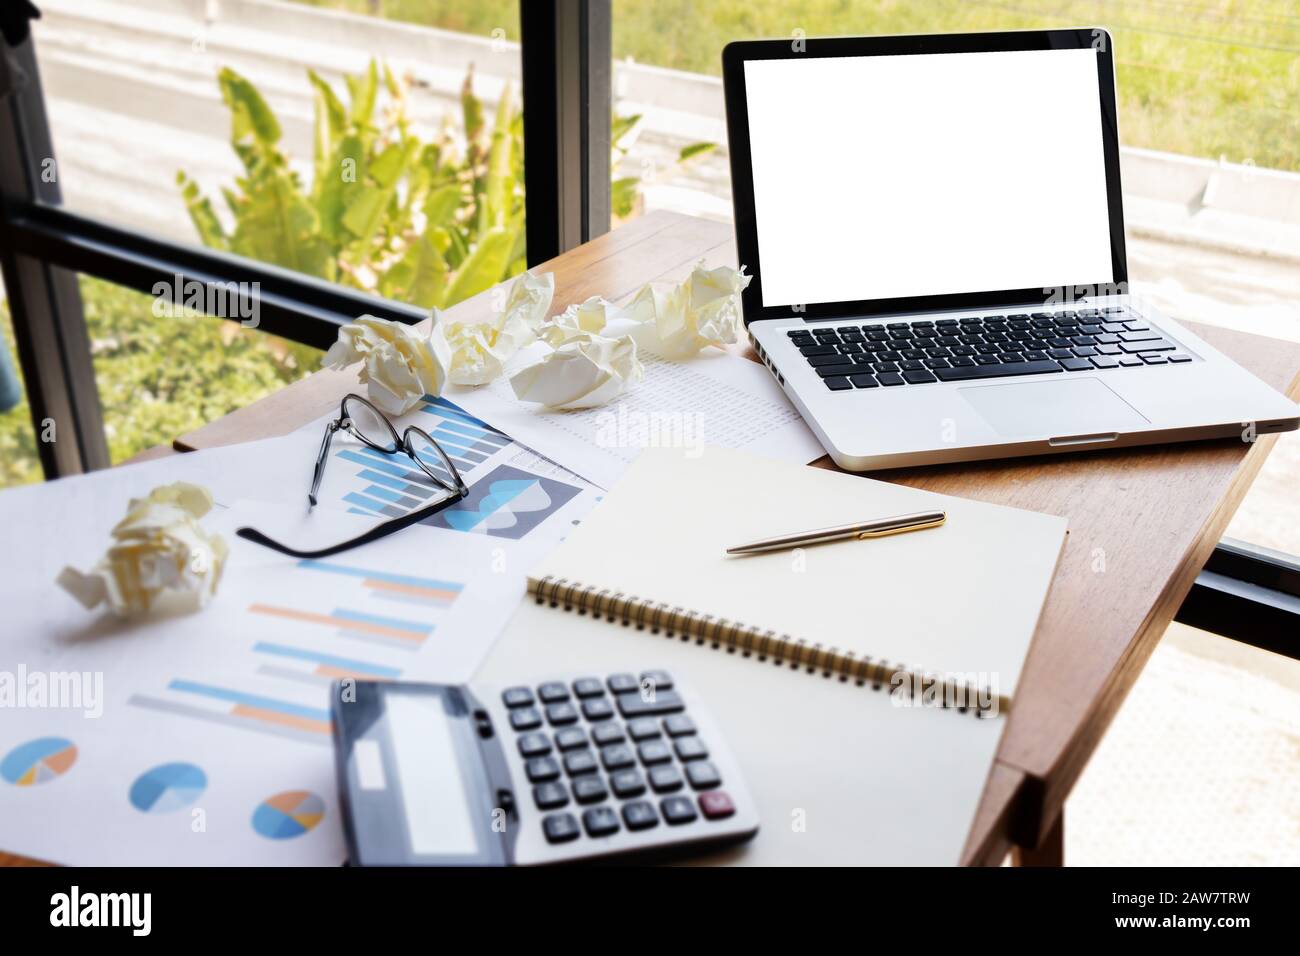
251, 642, 402, 686
337, 396, 512, 518
129, 680, 334, 746
244, 559, 460, 650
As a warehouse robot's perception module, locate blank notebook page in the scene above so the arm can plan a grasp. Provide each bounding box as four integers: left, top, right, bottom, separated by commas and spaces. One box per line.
529, 446, 1066, 700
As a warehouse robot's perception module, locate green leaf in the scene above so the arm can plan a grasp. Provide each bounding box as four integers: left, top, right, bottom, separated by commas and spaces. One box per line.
611, 176, 639, 219
218, 67, 281, 149
229, 168, 332, 279
368, 141, 408, 188
347, 60, 379, 129
678, 141, 717, 163
382, 61, 402, 101
484, 85, 515, 227
461, 66, 485, 150
307, 70, 347, 141
423, 182, 463, 228
316, 134, 366, 241
612, 112, 642, 145
340, 185, 387, 239
445, 226, 514, 306
307, 70, 347, 196
381, 234, 448, 309
176, 170, 229, 250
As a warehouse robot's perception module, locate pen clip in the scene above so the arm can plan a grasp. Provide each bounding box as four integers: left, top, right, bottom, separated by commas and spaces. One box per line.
856, 513, 947, 539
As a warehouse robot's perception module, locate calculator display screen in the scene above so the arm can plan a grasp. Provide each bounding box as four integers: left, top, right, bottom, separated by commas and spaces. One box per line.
386, 692, 482, 857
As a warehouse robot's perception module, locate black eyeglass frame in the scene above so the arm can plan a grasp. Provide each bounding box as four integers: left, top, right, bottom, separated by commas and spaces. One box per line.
236, 394, 470, 559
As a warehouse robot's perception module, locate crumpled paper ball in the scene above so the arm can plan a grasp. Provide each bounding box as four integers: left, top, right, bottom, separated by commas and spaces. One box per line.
322, 314, 451, 415
509, 331, 644, 410
537, 296, 620, 347
501, 269, 556, 338
439, 270, 556, 386
57, 482, 229, 618
625, 261, 752, 358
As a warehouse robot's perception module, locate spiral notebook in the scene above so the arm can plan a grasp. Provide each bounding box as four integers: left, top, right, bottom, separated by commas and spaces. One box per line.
527, 446, 1067, 711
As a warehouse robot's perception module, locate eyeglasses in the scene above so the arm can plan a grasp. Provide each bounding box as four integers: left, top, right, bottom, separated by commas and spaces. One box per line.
236, 393, 469, 558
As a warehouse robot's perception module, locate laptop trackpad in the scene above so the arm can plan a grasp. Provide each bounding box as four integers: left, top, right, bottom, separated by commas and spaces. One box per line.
959, 377, 1149, 438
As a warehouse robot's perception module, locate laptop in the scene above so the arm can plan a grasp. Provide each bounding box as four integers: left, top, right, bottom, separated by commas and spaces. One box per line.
721, 29, 1299, 470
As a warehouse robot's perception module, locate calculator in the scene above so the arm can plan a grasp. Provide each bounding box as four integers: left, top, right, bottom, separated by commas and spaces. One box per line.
331, 672, 759, 865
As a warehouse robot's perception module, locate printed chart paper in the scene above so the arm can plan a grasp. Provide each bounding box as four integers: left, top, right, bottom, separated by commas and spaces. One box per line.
448, 348, 825, 489
0, 499, 556, 865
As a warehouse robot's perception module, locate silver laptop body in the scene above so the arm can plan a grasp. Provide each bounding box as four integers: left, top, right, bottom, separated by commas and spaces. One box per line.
722, 30, 1299, 470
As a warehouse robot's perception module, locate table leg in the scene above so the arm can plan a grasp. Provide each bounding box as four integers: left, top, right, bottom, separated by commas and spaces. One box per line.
1012, 811, 1064, 867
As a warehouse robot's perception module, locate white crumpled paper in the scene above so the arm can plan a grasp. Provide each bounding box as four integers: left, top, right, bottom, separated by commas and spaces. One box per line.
57, 482, 229, 618
510, 331, 643, 410
625, 261, 752, 358
322, 314, 451, 415
537, 296, 620, 347
439, 270, 556, 386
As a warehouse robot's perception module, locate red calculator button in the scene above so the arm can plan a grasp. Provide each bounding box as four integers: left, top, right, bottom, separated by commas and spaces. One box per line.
698, 791, 735, 820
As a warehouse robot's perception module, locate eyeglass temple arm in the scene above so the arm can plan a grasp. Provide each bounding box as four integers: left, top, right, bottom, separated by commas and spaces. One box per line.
235, 488, 467, 560
309, 421, 340, 508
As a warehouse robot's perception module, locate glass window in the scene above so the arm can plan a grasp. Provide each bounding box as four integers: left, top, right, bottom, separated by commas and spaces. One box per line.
0, 274, 43, 489
73, 271, 321, 466
33, 0, 525, 310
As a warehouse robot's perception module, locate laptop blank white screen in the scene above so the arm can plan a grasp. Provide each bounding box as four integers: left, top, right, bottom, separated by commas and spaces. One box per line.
743, 49, 1115, 308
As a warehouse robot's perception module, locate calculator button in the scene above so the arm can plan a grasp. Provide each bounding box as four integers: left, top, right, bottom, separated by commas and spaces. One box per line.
517, 733, 552, 758
510, 707, 542, 731
610, 769, 646, 798
627, 718, 661, 741
621, 800, 659, 831
581, 697, 615, 722
563, 750, 598, 776
533, 782, 569, 810
554, 727, 588, 751
590, 723, 626, 746
538, 682, 570, 703
545, 702, 579, 726
685, 761, 722, 791
674, 737, 708, 761
648, 765, 683, 793
582, 806, 620, 837
600, 744, 636, 771
572, 677, 604, 698
615, 688, 685, 718
637, 740, 673, 766
607, 673, 638, 693
639, 670, 673, 691
663, 715, 696, 737
698, 791, 735, 820
542, 812, 580, 844
660, 796, 698, 825
525, 756, 561, 783
573, 775, 609, 805
502, 686, 534, 708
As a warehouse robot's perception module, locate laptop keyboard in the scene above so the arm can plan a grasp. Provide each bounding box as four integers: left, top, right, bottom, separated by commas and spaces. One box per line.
787, 308, 1193, 391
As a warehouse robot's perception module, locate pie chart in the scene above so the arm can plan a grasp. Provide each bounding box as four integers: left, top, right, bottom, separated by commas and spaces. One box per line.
128, 762, 207, 814
1, 737, 77, 786
251, 790, 325, 839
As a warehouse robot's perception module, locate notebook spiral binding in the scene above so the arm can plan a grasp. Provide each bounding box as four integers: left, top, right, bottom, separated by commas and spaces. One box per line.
530, 575, 997, 718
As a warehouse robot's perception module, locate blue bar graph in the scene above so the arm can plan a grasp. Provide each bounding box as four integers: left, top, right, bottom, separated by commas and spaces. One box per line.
331, 397, 507, 518
167, 680, 331, 722
252, 642, 402, 679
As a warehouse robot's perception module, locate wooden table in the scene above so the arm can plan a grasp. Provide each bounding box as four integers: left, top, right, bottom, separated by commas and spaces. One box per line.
7, 211, 1297, 866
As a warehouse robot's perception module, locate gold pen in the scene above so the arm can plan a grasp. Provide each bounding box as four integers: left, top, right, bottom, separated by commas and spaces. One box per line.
725, 510, 946, 556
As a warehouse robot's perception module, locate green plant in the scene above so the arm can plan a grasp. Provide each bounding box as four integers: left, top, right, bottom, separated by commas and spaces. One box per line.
0, 278, 322, 488
179, 60, 526, 310
611, 112, 716, 222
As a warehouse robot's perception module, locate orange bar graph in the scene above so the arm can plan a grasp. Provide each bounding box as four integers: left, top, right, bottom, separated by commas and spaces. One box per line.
248, 603, 426, 642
